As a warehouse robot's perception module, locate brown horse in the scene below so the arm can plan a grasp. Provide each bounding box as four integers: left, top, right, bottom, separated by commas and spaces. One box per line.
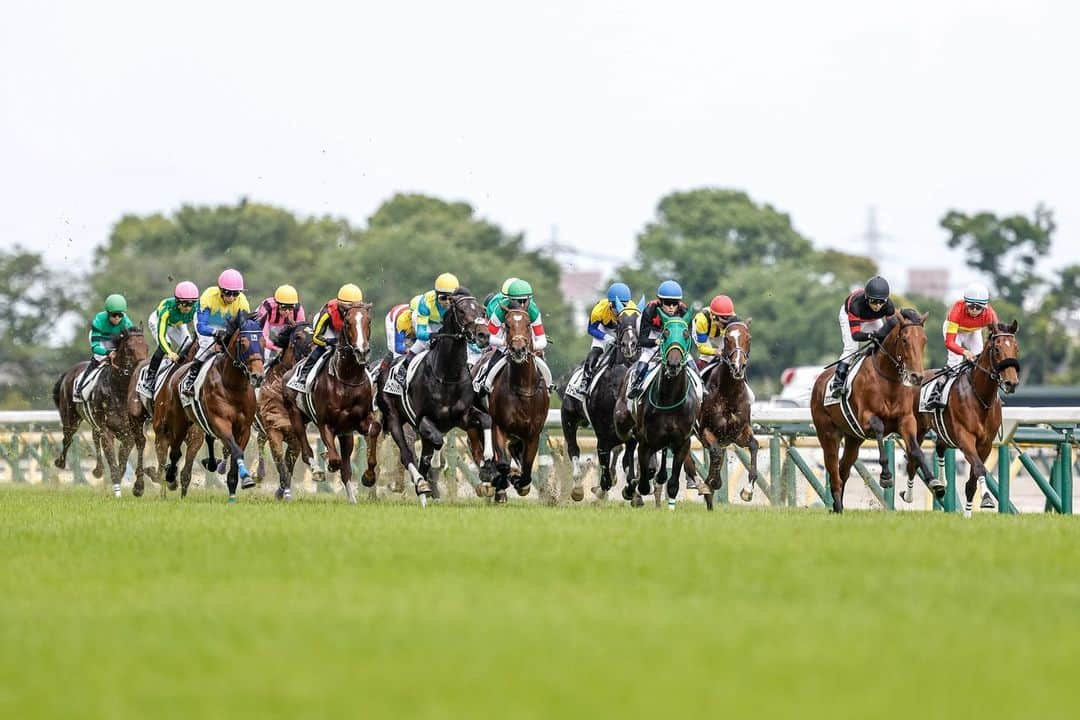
153, 313, 265, 501
53, 327, 148, 497
470, 308, 550, 503
682, 319, 758, 511
811, 309, 940, 513
283, 304, 380, 504
253, 322, 315, 497
126, 337, 198, 494
906, 321, 1021, 516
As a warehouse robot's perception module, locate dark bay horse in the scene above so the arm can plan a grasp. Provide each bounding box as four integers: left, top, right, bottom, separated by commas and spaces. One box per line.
614, 309, 701, 509
473, 308, 549, 503
53, 327, 148, 497
376, 288, 491, 506
153, 313, 264, 501
682, 319, 758, 511
283, 305, 379, 504
558, 308, 640, 501
906, 321, 1021, 516
811, 309, 939, 513
253, 322, 314, 498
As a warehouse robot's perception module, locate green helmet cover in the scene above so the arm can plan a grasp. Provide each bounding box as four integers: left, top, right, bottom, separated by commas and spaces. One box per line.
507, 279, 533, 299
104, 294, 128, 313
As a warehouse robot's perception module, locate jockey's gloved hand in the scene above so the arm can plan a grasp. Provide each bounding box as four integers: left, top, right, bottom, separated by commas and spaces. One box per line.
167, 352, 179, 363
213, 328, 228, 342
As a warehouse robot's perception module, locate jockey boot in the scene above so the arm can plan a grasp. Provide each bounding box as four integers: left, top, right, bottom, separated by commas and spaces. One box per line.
295, 344, 327, 387
581, 346, 603, 390
181, 359, 204, 397
927, 374, 948, 409
144, 347, 165, 391
829, 361, 849, 398
473, 350, 501, 396
394, 350, 414, 385
627, 361, 648, 400
76, 357, 101, 397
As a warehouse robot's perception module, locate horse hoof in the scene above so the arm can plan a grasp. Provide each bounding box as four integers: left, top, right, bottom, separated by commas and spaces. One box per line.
328, 460, 342, 473
621, 485, 634, 502
879, 474, 894, 489
168, 479, 178, 492
275, 487, 284, 500
313, 471, 326, 484
631, 493, 644, 508
92, 467, 104, 479
415, 479, 432, 496
216, 460, 227, 475
980, 492, 995, 509
54, 457, 65, 470
132, 481, 144, 498
964, 508, 972, 519
515, 483, 530, 497
900, 490, 913, 503
112, 484, 121, 498
494, 490, 508, 504
686, 478, 697, 490
361, 471, 376, 488
570, 486, 585, 502
227, 495, 237, 504
739, 487, 753, 502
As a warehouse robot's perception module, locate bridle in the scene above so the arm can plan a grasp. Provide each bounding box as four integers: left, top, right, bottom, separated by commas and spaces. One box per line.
337, 304, 372, 367
435, 293, 480, 344
220, 325, 264, 388
968, 332, 1020, 409
720, 321, 750, 380
505, 308, 534, 365
871, 321, 924, 387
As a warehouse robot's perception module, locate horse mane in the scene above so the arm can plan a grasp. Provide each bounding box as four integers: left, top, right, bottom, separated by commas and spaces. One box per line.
898, 308, 925, 325
277, 321, 312, 351
454, 286, 473, 298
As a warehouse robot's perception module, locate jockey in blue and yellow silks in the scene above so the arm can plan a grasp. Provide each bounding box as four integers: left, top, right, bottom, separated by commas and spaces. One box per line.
394, 273, 460, 383
181, 268, 250, 396
582, 282, 636, 386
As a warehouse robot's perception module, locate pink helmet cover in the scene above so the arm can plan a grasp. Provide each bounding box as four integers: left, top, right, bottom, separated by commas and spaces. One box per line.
217, 268, 244, 291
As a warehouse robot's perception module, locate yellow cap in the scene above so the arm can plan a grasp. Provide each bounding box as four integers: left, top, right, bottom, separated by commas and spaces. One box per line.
274, 284, 299, 304
435, 273, 460, 293
337, 284, 363, 303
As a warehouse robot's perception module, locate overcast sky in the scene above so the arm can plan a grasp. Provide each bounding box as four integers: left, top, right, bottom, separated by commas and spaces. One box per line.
2, 0, 1077, 294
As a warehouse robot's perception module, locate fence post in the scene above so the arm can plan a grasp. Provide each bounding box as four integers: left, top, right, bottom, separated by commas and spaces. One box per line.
943, 449, 957, 512
1059, 441, 1073, 515
883, 438, 896, 510
768, 434, 781, 506
997, 444, 1012, 514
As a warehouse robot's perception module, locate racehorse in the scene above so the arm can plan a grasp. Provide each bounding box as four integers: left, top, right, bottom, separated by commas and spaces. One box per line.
682, 318, 758, 511
475, 307, 550, 503
283, 305, 380, 504
906, 321, 1021, 516
810, 309, 940, 513
53, 327, 148, 496
376, 287, 492, 505
558, 308, 640, 500
126, 337, 197, 496
252, 322, 314, 497
153, 312, 264, 501
614, 309, 701, 509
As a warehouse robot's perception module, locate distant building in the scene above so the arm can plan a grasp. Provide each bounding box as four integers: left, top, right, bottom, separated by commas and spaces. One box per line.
907, 268, 949, 301
559, 270, 604, 331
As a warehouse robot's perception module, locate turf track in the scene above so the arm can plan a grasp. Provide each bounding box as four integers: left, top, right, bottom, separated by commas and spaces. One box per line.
1, 485, 1078, 718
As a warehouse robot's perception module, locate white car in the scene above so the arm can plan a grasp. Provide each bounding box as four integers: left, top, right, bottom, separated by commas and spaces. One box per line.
771, 365, 825, 408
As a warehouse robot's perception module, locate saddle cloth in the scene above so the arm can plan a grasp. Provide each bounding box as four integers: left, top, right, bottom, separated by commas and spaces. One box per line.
625, 362, 703, 421
181, 358, 219, 439
919, 373, 959, 413
564, 363, 609, 403
136, 359, 174, 402
73, 364, 105, 403
285, 350, 331, 393
822, 355, 867, 408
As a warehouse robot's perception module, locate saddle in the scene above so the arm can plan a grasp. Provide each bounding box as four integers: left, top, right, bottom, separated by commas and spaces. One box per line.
564, 362, 609, 403
919, 371, 961, 447
823, 355, 869, 439
285, 350, 331, 393
475, 354, 553, 397
181, 358, 219, 439
625, 362, 703, 420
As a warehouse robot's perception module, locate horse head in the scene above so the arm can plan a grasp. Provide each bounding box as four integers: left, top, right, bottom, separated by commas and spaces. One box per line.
504, 308, 534, 364
659, 309, 693, 379
884, 309, 929, 387
442, 287, 484, 345
616, 308, 640, 364
226, 312, 265, 388
278, 322, 314, 367
341, 303, 373, 365
984, 320, 1021, 394
113, 326, 149, 376
721, 317, 752, 381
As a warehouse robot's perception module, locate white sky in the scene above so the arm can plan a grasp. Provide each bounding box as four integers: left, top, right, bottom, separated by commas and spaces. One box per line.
2, 0, 1078, 295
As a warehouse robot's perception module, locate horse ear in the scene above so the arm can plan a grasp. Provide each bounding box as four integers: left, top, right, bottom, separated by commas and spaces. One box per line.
744, 316, 752, 327
683, 307, 694, 323
1008, 319, 1019, 334
919, 311, 929, 326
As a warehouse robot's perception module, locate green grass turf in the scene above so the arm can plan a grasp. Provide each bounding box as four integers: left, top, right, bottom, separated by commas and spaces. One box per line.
1, 485, 1078, 719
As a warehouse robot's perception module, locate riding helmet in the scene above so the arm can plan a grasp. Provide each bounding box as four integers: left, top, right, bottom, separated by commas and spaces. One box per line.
607, 283, 631, 311
337, 284, 364, 303
507, 279, 533, 300
657, 280, 683, 300
709, 295, 735, 316
864, 276, 890, 301
435, 273, 460, 293
217, 268, 244, 292
104, 294, 127, 313
963, 282, 990, 306
274, 284, 299, 305
174, 281, 199, 301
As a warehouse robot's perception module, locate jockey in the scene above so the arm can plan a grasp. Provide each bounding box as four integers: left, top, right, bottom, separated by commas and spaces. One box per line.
581, 282, 635, 388
254, 285, 306, 362
473, 278, 550, 395
384, 302, 415, 359
393, 273, 460, 384
181, 268, 250, 396
291, 284, 364, 388
693, 295, 736, 368
76, 294, 135, 396
627, 280, 688, 400
829, 275, 896, 398
926, 282, 999, 407
142, 281, 199, 393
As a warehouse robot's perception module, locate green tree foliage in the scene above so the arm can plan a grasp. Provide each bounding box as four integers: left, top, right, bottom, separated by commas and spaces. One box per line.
0, 247, 82, 407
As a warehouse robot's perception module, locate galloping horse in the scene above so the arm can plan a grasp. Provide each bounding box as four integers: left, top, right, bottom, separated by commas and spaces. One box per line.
283, 305, 379, 504
474, 307, 550, 503
614, 309, 701, 509
682, 318, 758, 511
810, 309, 940, 513
154, 313, 264, 500
377, 288, 491, 505
253, 322, 314, 497
126, 338, 197, 495
558, 308, 640, 500
53, 327, 148, 496
907, 321, 1021, 516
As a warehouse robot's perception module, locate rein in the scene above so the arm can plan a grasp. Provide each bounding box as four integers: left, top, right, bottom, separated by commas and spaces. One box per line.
967, 333, 1020, 409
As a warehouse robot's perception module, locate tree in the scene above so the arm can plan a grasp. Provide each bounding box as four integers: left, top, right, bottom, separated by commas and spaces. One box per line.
939, 204, 1055, 309
617, 188, 814, 304
0, 248, 82, 408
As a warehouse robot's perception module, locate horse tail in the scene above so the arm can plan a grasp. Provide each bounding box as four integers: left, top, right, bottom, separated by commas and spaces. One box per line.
52, 372, 64, 409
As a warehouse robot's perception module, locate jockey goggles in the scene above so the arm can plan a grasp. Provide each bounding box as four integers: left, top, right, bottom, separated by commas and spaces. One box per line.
221, 289, 240, 298
108, 311, 125, 319
867, 296, 886, 307
436, 292, 452, 304
277, 303, 297, 311
965, 301, 986, 312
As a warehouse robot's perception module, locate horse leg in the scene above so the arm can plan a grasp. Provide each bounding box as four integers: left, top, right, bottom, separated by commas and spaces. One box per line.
91, 427, 105, 479
413, 417, 443, 503
98, 428, 122, 497
201, 436, 218, 473
490, 424, 511, 492
952, 428, 982, 517
468, 406, 497, 480
562, 412, 583, 485
116, 431, 138, 497
621, 439, 638, 501
654, 449, 669, 508
54, 418, 80, 470
517, 434, 541, 497
319, 424, 341, 473
360, 416, 380, 488
819, 430, 844, 513
900, 413, 942, 500
667, 440, 690, 511
737, 428, 760, 502
838, 437, 862, 509
255, 433, 267, 482
267, 428, 289, 500
339, 433, 358, 504
867, 415, 892, 489
595, 446, 612, 498
386, 413, 423, 489
180, 429, 203, 499
630, 445, 650, 507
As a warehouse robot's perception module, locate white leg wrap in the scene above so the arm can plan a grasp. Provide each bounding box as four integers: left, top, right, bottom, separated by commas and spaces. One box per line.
407, 462, 423, 484
112, 483, 121, 498
483, 428, 493, 461
572, 456, 581, 479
